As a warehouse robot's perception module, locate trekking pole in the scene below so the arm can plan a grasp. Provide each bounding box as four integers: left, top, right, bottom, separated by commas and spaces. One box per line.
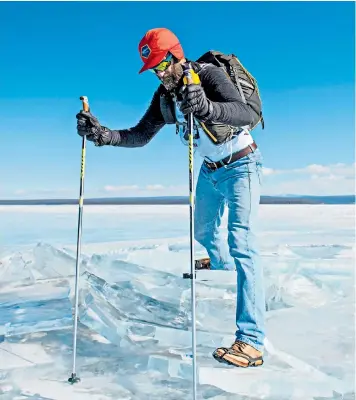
182, 63, 198, 400
68, 95, 89, 384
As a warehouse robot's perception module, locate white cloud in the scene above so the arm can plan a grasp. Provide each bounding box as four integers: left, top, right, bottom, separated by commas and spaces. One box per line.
262, 163, 355, 177
103, 185, 139, 192
262, 163, 355, 179
262, 167, 277, 176
302, 164, 331, 175
262, 162, 355, 196
293, 163, 355, 178
146, 184, 164, 191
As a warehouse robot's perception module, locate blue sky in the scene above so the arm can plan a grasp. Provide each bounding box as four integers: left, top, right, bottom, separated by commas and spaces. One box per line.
0, 1, 354, 199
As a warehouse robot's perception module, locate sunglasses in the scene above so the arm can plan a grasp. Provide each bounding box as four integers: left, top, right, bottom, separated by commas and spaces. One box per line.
150, 54, 173, 73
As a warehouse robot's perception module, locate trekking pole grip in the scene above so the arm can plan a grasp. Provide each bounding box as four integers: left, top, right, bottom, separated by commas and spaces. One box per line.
183, 63, 194, 86
80, 96, 90, 112
183, 62, 200, 86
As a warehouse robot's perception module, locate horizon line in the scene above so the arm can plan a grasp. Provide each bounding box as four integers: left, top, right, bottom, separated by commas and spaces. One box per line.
0, 194, 354, 206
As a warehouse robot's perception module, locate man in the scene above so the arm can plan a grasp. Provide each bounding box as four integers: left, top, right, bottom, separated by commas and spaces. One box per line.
76, 27, 265, 368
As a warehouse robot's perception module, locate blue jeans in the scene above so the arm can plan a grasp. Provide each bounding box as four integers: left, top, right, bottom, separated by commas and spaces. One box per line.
194, 148, 265, 351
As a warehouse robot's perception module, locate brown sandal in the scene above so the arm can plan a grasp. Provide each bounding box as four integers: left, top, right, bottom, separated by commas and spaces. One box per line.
195, 257, 211, 270
212, 340, 264, 368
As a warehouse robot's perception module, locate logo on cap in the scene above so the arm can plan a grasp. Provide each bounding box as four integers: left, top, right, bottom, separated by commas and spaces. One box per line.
141, 44, 151, 59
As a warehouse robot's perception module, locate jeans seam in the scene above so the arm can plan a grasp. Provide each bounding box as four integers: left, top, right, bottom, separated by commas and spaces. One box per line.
247, 162, 256, 333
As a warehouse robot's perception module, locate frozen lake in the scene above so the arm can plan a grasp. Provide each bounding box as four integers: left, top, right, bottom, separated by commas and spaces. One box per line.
0, 204, 354, 399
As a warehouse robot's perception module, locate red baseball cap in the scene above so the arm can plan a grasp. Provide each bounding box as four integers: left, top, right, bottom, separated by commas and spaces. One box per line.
138, 28, 184, 74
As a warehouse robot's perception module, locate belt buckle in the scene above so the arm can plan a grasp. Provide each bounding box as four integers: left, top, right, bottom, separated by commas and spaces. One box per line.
206, 160, 218, 171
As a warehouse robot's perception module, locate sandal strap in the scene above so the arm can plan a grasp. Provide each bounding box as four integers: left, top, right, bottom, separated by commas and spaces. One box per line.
213, 346, 264, 367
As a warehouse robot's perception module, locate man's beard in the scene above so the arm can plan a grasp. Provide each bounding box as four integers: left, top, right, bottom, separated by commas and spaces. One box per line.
160, 63, 184, 91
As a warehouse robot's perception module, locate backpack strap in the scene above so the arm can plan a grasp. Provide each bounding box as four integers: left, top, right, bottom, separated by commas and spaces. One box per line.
231, 65, 247, 104
217, 55, 247, 105
191, 61, 210, 76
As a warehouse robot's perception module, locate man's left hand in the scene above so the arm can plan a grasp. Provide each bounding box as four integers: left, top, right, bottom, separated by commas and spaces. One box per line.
179, 84, 212, 119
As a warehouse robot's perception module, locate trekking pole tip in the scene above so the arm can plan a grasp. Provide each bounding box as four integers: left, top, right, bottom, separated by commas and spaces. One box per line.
68, 373, 81, 384
79, 96, 90, 112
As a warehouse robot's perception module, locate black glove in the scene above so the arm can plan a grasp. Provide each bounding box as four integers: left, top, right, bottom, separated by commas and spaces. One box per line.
76, 111, 112, 146
179, 85, 213, 119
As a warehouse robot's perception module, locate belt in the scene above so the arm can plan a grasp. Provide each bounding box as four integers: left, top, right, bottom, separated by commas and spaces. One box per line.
204, 142, 258, 171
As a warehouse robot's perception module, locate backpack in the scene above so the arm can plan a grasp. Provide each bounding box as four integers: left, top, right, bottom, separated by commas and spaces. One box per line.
195, 51, 264, 130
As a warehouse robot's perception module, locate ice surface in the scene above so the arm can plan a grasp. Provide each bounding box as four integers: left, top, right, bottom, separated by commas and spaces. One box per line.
0, 204, 354, 399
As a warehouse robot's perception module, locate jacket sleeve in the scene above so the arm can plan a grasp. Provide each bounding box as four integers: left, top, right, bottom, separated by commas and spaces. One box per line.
108, 87, 166, 148
199, 65, 257, 128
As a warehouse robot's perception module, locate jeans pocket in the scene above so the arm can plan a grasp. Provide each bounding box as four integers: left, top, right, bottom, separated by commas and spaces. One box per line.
223, 154, 250, 171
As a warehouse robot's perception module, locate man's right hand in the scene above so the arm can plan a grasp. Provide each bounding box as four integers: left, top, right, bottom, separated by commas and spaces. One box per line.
76, 111, 112, 146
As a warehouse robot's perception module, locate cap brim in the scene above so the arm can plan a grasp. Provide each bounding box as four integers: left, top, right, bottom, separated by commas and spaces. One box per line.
139, 50, 168, 74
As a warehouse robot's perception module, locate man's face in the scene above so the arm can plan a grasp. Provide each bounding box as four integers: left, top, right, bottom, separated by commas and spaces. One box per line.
152, 56, 184, 91
156, 62, 184, 91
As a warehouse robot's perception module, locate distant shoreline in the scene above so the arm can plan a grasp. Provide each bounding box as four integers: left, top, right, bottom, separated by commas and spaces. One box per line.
0, 195, 354, 205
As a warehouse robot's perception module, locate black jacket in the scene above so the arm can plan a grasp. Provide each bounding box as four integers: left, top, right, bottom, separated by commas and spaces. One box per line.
107, 63, 259, 147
